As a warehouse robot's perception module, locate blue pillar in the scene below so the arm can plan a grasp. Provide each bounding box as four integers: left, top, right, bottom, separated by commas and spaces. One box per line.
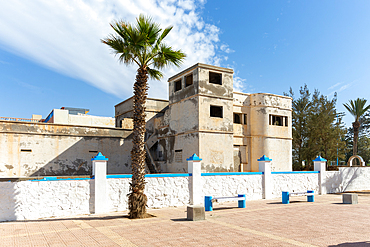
238, 194, 246, 208
282, 191, 290, 204
205, 196, 213, 211
307, 190, 314, 202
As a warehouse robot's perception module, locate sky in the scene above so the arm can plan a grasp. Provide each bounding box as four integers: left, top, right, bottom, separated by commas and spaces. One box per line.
1, 0, 370, 127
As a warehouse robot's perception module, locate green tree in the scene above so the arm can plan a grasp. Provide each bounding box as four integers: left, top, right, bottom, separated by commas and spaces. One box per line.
345, 111, 370, 164
343, 98, 370, 156
285, 85, 346, 170
102, 15, 185, 218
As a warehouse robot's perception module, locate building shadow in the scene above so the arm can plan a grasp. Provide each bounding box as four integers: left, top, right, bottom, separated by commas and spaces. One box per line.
328, 241, 370, 246
0, 182, 19, 222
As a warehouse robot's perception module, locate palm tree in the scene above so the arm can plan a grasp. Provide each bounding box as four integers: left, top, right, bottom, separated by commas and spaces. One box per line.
343, 98, 370, 157
102, 15, 185, 218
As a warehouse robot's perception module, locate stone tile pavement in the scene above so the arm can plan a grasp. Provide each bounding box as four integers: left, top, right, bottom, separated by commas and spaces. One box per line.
1, 193, 370, 246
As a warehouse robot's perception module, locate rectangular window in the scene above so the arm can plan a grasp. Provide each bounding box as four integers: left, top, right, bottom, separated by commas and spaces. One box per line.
174, 79, 182, 92
185, 74, 193, 87
269, 115, 286, 126
243, 114, 247, 125
210, 105, 223, 118
175, 150, 182, 163
234, 113, 242, 124
285, 116, 288, 127
21, 149, 32, 152
209, 72, 222, 85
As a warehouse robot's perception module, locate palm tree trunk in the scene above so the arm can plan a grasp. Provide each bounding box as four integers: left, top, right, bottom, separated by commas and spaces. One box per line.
353, 121, 360, 156
128, 66, 148, 219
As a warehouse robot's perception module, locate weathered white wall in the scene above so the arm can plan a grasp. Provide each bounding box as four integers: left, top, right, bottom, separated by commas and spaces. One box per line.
202, 175, 263, 200
325, 167, 370, 193
0, 180, 91, 221
1, 168, 370, 222
0, 121, 132, 177
271, 173, 320, 197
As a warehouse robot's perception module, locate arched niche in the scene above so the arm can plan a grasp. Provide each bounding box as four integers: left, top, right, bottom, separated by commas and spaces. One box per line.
347, 155, 365, 167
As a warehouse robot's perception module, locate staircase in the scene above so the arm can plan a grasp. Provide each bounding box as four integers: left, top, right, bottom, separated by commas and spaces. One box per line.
145, 132, 159, 173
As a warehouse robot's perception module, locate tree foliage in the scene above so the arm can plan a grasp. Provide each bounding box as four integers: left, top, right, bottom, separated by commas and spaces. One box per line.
345, 111, 370, 165
285, 85, 346, 170
343, 98, 370, 156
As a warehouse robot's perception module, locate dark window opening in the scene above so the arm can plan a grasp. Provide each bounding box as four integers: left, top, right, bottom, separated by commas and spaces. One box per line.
269, 115, 285, 126
234, 113, 242, 124
210, 106, 223, 118
243, 114, 247, 125
174, 79, 182, 92
185, 74, 193, 87
21, 149, 32, 152
285, 117, 288, 127
209, 72, 222, 85
175, 149, 183, 163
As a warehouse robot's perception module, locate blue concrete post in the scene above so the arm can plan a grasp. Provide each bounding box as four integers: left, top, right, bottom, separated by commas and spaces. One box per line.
282, 191, 289, 204
91, 152, 108, 214
314, 156, 327, 195
258, 155, 272, 199
187, 153, 203, 206
205, 196, 213, 211
238, 194, 246, 208
307, 190, 314, 202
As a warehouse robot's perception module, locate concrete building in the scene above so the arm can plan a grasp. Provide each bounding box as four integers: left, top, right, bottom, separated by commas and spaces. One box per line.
44, 107, 115, 128
115, 63, 292, 173
0, 63, 291, 178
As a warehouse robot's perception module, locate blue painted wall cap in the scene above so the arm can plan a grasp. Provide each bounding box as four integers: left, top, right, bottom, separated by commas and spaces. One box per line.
313, 155, 327, 162
186, 153, 202, 161
257, 155, 272, 161
91, 152, 108, 161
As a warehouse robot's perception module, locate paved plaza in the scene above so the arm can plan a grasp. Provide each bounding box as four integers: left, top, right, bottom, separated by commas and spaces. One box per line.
1, 193, 370, 246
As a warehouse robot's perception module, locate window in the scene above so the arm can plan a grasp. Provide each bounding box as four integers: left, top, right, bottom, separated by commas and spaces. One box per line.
174, 79, 182, 92
234, 113, 242, 124
269, 115, 287, 127
209, 72, 222, 85
243, 114, 247, 125
210, 105, 223, 118
185, 74, 193, 87
175, 150, 182, 163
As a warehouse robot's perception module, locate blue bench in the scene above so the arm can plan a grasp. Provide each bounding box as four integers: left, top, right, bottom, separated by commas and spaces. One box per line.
205, 194, 246, 211
282, 190, 314, 204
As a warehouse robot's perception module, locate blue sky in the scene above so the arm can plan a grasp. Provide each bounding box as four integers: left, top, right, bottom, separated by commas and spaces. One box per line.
1, 0, 369, 127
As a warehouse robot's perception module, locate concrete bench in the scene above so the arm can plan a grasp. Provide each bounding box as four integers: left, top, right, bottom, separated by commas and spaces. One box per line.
282, 190, 314, 204
205, 194, 246, 211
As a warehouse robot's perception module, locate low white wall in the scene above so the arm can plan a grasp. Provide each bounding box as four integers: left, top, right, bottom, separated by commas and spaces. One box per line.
0, 180, 91, 221
202, 175, 263, 200
1, 167, 370, 221
271, 173, 319, 197
325, 167, 370, 193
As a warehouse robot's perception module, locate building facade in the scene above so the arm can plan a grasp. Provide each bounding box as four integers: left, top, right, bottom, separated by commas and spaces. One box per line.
116, 63, 292, 173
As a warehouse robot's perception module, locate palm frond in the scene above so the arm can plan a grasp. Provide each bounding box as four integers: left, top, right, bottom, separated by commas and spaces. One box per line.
147, 68, 163, 80
344, 98, 370, 121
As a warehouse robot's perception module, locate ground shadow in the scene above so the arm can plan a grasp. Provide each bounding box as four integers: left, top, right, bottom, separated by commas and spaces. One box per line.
170, 218, 188, 222
267, 201, 308, 205
10, 213, 157, 223
212, 206, 240, 211
328, 241, 370, 246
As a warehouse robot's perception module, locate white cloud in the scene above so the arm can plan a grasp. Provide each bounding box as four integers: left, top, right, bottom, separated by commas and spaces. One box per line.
0, 0, 226, 100
233, 76, 246, 93
328, 82, 344, 90
220, 44, 234, 54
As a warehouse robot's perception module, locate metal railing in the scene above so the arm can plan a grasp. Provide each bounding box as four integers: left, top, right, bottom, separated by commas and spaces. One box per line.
0, 117, 42, 123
